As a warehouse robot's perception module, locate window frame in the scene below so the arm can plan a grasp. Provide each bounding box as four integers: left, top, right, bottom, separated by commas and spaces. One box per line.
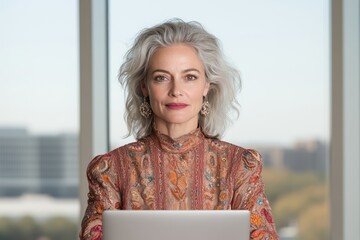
331, 0, 360, 239
79, 0, 109, 217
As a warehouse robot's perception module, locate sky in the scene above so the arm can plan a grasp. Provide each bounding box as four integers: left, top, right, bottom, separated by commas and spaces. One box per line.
0, 0, 330, 147
0, 0, 79, 134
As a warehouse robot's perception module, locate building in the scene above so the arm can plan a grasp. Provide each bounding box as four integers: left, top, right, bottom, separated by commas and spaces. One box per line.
284, 140, 328, 172
38, 134, 79, 197
0, 128, 78, 198
254, 139, 328, 172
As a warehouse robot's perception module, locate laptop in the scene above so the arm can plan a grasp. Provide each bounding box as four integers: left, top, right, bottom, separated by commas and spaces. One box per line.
103, 210, 250, 240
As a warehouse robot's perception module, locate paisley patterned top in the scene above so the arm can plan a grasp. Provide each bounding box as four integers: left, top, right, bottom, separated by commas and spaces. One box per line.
80, 128, 278, 240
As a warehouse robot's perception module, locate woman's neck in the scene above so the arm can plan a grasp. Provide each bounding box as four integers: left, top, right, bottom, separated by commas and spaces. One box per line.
154, 119, 198, 139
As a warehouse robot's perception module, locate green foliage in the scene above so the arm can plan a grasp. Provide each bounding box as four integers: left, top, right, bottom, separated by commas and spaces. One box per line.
15, 216, 42, 240
0, 216, 78, 240
262, 168, 329, 239
272, 184, 327, 228
262, 168, 323, 204
42, 217, 78, 240
0, 217, 17, 240
298, 201, 329, 240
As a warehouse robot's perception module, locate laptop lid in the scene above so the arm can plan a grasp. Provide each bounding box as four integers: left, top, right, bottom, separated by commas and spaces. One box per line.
103, 210, 250, 240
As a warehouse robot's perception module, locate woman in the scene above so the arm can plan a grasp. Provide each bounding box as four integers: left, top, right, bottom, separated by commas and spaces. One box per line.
80, 19, 278, 240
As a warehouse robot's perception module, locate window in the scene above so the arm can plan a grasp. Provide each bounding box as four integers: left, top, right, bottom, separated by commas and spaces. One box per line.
0, 1, 79, 239
80, 1, 360, 239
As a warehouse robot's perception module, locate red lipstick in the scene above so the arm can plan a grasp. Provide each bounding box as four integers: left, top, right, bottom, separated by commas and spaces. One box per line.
165, 103, 188, 110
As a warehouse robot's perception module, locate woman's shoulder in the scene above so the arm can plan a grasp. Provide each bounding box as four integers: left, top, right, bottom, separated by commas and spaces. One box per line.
86, 150, 118, 178
120, 138, 148, 152
205, 137, 250, 153
206, 137, 243, 152
239, 148, 263, 171
207, 138, 263, 169
87, 139, 148, 173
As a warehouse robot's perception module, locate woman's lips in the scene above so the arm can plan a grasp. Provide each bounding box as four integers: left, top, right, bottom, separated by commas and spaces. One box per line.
165, 103, 188, 110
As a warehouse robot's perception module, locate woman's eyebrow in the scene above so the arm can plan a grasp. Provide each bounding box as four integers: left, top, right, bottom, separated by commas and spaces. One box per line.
150, 68, 201, 74
182, 68, 201, 73
150, 69, 170, 74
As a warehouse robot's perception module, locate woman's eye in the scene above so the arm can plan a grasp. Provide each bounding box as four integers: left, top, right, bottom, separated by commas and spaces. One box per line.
154, 75, 167, 81
186, 75, 197, 81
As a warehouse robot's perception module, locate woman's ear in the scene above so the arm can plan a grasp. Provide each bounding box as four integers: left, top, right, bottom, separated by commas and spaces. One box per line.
203, 81, 210, 96
140, 80, 148, 97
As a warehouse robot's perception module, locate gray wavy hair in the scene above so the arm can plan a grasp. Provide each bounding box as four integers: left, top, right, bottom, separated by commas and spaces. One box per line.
118, 19, 241, 139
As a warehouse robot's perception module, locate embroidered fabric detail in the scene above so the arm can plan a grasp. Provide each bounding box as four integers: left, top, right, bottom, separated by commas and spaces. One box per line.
151, 128, 204, 154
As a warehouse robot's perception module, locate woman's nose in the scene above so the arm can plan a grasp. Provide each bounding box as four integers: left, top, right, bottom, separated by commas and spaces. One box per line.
169, 79, 183, 97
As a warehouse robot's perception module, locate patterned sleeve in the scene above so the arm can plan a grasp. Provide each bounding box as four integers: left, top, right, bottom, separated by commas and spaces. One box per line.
79, 153, 121, 240
231, 149, 278, 240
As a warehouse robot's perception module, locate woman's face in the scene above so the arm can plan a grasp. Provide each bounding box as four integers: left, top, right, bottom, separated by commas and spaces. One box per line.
142, 44, 210, 132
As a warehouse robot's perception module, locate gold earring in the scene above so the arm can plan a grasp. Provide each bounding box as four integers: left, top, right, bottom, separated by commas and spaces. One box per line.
140, 97, 152, 118
201, 97, 210, 116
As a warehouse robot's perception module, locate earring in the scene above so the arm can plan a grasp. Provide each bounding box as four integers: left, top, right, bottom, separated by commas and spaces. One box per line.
140, 97, 152, 118
201, 97, 210, 116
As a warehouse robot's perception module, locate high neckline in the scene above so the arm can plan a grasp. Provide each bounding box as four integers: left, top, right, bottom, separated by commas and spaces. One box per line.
151, 128, 204, 154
